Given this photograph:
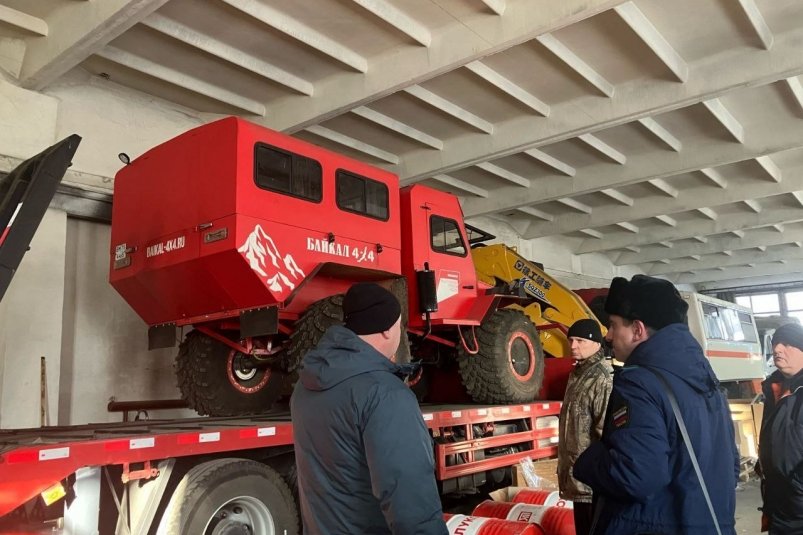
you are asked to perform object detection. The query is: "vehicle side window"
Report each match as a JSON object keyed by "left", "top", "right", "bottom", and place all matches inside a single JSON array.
[
  {"left": 335, "top": 170, "right": 389, "bottom": 220},
  {"left": 254, "top": 144, "right": 322, "bottom": 202},
  {"left": 430, "top": 215, "right": 467, "bottom": 256}
]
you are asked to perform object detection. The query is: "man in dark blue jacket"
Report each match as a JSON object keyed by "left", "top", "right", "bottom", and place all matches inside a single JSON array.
[
  {"left": 574, "top": 275, "right": 738, "bottom": 535},
  {"left": 291, "top": 282, "right": 448, "bottom": 535}
]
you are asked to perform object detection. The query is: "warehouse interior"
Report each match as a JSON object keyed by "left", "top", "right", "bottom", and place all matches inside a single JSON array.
[
  {"left": 0, "top": 0, "right": 800, "bottom": 532},
  {"left": 1, "top": 0, "right": 801, "bottom": 428}
]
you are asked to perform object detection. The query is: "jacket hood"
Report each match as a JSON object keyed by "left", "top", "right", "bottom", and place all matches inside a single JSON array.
[
  {"left": 628, "top": 323, "right": 719, "bottom": 394},
  {"left": 298, "top": 325, "right": 400, "bottom": 391}
]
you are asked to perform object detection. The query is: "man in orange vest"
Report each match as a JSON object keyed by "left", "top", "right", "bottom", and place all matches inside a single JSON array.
[{"left": 759, "top": 322, "right": 803, "bottom": 534}]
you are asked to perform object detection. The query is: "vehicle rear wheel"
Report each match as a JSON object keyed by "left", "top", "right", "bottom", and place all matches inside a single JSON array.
[
  {"left": 282, "top": 295, "right": 344, "bottom": 373},
  {"left": 458, "top": 309, "right": 545, "bottom": 403},
  {"left": 157, "top": 459, "right": 299, "bottom": 535},
  {"left": 176, "top": 330, "right": 282, "bottom": 416}
]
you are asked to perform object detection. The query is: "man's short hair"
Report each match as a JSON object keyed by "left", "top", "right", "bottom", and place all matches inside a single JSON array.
[
  {"left": 343, "top": 282, "right": 401, "bottom": 335},
  {"left": 604, "top": 275, "right": 688, "bottom": 331}
]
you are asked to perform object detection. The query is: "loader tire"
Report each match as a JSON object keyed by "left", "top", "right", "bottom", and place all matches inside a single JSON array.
[
  {"left": 157, "top": 458, "right": 299, "bottom": 535},
  {"left": 458, "top": 309, "right": 544, "bottom": 404},
  {"left": 282, "top": 294, "right": 344, "bottom": 373},
  {"left": 176, "top": 330, "right": 282, "bottom": 416}
]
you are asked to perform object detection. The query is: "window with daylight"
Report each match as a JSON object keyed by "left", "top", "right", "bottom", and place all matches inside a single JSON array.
[
  {"left": 784, "top": 291, "right": 803, "bottom": 325},
  {"left": 430, "top": 215, "right": 467, "bottom": 256},
  {"left": 335, "top": 170, "right": 389, "bottom": 220},
  {"left": 254, "top": 144, "right": 322, "bottom": 202},
  {"left": 702, "top": 302, "right": 757, "bottom": 342},
  {"left": 735, "top": 293, "right": 780, "bottom": 317}
]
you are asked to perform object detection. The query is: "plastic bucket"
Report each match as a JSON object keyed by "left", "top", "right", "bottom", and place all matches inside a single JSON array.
[
  {"left": 473, "top": 501, "right": 575, "bottom": 535},
  {"left": 511, "top": 490, "right": 573, "bottom": 509},
  {"left": 444, "top": 513, "right": 544, "bottom": 535}
]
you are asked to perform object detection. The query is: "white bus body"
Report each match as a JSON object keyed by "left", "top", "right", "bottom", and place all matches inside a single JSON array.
[{"left": 682, "top": 292, "right": 764, "bottom": 382}]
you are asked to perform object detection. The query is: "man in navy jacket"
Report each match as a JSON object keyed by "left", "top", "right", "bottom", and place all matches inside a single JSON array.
[
  {"left": 574, "top": 275, "right": 738, "bottom": 535},
  {"left": 291, "top": 282, "right": 448, "bottom": 535}
]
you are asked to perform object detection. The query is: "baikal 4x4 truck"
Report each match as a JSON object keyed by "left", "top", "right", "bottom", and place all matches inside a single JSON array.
[{"left": 109, "top": 117, "right": 601, "bottom": 416}]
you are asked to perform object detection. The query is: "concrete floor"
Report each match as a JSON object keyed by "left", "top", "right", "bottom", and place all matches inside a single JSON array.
[{"left": 735, "top": 478, "right": 763, "bottom": 534}]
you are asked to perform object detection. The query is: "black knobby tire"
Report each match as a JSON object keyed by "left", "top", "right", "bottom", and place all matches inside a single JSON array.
[
  {"left": 588, "top": 295, "right": 609, "bottom": 328},
  {"left": 282, "top": 295, "right": 343, "bottom": 373},
  {"left": 157, "top": 459, "right": 299, "bottom": 535},
  {"left": 176, "top": 330, "right": 282, "bottom": 416},
  {"left": 458, "top": 309, "right": 545, "bottom": 403}
]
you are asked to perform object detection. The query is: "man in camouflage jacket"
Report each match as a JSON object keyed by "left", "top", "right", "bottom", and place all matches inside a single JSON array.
[{"left": 558, "top": 319, "right": 613, "bottom": 535}]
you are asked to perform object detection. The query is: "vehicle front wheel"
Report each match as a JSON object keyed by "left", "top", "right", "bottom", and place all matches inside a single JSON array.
[{"left": 458, "top": 309, "right": 545, "bottom": 403}]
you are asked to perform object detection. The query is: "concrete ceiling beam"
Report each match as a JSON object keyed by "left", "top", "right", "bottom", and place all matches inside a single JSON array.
[
  {"left": 702, "top": 98, "right": 744, "bottom": 143},
  {"left": 651, "top": 247, "right": 803, "bottom": 276},
  {"left": 352, "top": 0, "right": 431, "bottom": 47},
  {"left": 351, "top": 106, "right": 443, "bottom": 149},
  {"left": 675, "top": 261, "right": 803, "bottom": 285},
  {"left": 637, "top": 117, "right": 682, "bottom": 152},
  {"left": 398, "top": 28, "right": 803, "bottom": 187},
  {"left": 614, "top": 2, "right": 688, "bottom": 82},
  {"left": 0, "top": 5, "right": 47, "bottom": 36},
  {"left": 536, "top": 33, "right": 615, "bottom": 97},
  {"left": 142, "top": 14, "right": 313, "bottom": 95},
  {"left": 700, "top": 168, "right": 728, "bottom": 188},
  {"left": 577, "top": 207, "right": 803, "bottom": 254},
  {"left": 95, "top": 47, "right": 266, "bottom": 115},
  {"left": 404, "top": 85, "right": 494, "bottom": 133},
  {"left": 601, "top": 188, "right": 634, "bottom": 206},
  {"left": 466, "top": 61, "right": 550, "bottom": 116},
  {"left": 222, "top": 0, "right": 367, "bottom": 72},
  {"left": 577, "top": 133, "right": 627, "bottom": 164},
  {"left": 523, "top": 148, "right": 576, "bottom": 177},
  {"left": 736, "top": 0, "right": 773, "bottom": 50},
  {"left": 476, "top": 162, "right": 531, "bottom": 187},
  {"left": 19, "top": 0, "right": 171, "bottom": 89},
  {"left": 305, "top": 125, "right": 399, "bottom": 163},
  {"left": 517, "top": 206, "right": 553, "bottom": 221},
  {"left": 431, "top": 174, "right": 489, "bottom": 197},
  {"left": 270, "top": 0, "right": 624, "bottom": 131},
  {"left": 617, "top": 226, "right": 803, "bottom": 265}
]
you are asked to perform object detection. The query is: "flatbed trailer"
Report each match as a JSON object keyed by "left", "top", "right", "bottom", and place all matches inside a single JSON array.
[{"left": 0, "top": 402, "right": 560, "bottom": 534}]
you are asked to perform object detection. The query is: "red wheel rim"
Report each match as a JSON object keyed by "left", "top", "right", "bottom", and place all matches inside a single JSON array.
[
  {"left": 507, "top": 331, "right": 535, "bottom": 382},
  {"left": 226, "top": 350, "right": 271, "bottom": 394}
]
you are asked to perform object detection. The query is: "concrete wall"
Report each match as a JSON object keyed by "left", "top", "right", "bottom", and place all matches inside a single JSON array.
[
  {"left": 0, "top": 74, "right": 204, "bottom": 428},
  {"left": 58, "top": 218, "right": 194, "bottom": 425}
]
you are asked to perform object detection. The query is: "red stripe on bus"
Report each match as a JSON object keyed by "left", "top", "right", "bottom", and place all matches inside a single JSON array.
[{"left": 705, "top": 350, "right": 750, "bottom": 359}]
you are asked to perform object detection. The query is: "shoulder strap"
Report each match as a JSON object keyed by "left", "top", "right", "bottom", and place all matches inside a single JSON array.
[{"left": 645, "top": 367, "right": 723, "bottom": 535}]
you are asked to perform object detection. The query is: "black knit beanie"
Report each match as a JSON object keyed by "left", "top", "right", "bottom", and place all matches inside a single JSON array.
[
  {"left": 771, "top": 323, "right": 803, "bottom": 351},
  {"left": 343, "top": 283, "right": 401, "bottom": 335},
  {"left": 567, "top": 319, "right": 603, "bottom": 343},
  {"left": 604, "top": 274, "right": 688, "bottom": 330}
]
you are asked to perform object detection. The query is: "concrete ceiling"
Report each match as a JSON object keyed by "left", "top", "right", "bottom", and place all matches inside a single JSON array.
[{"left": 3, "top": 0, "right": 803, "bottom": 287}]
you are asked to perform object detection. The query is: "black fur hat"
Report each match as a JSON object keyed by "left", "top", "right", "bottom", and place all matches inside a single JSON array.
[{"left": 604, "top": 275, "right": 688, "bottom": 330}]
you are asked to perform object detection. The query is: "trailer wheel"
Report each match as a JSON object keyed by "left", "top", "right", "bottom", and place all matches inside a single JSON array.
[
  {"left": 158, "top": 459, "right": 298, "bottom": 535},
  {"left": 282, "top": 295, "right": 343, "bottom": 372},
  {"left": 458, "top": 309, "right": 545, "bottom": 403},
  {"left": 176, "top": 330, "right": 281, "bottom": 416}
]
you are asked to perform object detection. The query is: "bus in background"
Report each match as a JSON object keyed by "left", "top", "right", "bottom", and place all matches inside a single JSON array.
[{"left": 682, "top": 292, "right": 764, "bottom": 398}]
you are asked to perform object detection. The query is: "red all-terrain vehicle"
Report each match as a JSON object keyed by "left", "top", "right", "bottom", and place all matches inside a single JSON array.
[{"left": 110, "top": 117, "right": 598, "bottom": 415}]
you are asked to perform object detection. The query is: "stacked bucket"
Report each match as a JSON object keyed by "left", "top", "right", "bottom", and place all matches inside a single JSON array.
[{"left": 444, "top": 489, "right": 575, "bottom": 535}]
